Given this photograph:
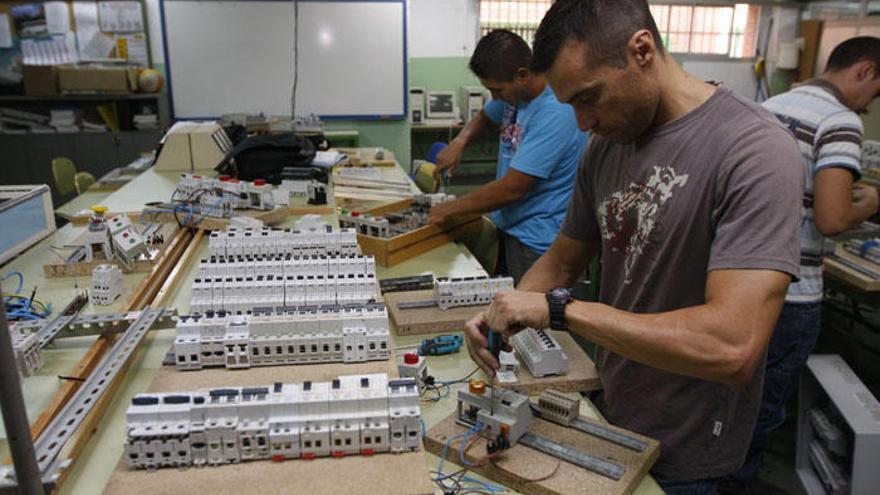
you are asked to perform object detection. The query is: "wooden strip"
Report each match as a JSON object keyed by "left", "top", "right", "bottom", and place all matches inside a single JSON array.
[
  {"left": 385, "top": 220, "right": 480, "bottom": 267},
  {"left": 363, "top": 198, "right": 414, "bottom": 216},
  {"left": 53, "top": 229, "right": 197, "bottom": 487},
  {"left": 385, "top": 214, "right": 479, "bottom": 252},
  {"left": 333, "top": 186, "right": 414, "bottom": 202},
  {"left": 332, "top": 176, "right": 412, "bottom": 190},
  {"left": 18, "top": 228, "right": 192, "bottom": 466}
]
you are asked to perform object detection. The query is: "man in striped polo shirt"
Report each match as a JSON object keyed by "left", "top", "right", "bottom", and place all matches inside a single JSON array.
[{"left": 723, "top": 36, "right": 880, "bottom": 491}]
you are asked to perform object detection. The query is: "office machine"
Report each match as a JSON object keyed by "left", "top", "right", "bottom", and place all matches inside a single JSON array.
[
  {"left": 154, "top": 121, "right": 234, "bottom": 172},
  {"left": 425, "top": 91, "right": 457, "bottom": 121},
  {"left": 409, "top": 87, "right": 426, "bottom": 124},
  {"left": 0, "top": 185, "right": 55, "bottom": 266},
  {"left": 461, "top": 86, "right": 488, "bottom": 121}
]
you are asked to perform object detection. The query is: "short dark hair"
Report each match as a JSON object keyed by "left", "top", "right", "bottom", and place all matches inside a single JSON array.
[
  {"left": 825, "top": 36, "right": 880, "bottom": 75},
  {"left": 532, "top": 0, "right": 664, "bottom": 73},
  {"left": 469, "top": 29, "right": 532, "bottom": 81}
]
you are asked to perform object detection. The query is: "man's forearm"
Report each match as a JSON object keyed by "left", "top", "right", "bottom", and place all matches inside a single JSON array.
[
  {"left": 442, "top": 179, "right": 526, "bottom": 217},
  {"left": 565, "top": 300, "right": 772, "bottom": 387},
  {"left": 517, "top": 252, "right": 581, "bottom": 293}
]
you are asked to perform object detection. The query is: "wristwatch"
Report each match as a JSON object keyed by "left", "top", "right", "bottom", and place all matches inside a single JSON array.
[{"left": 546, "top": 287, "right": 574, "bottom": 330}]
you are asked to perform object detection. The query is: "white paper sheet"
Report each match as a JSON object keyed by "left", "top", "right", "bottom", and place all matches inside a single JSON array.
[
  {"left": 0, "top": 14, "right": 12, "bottom": 48},
  {"left": 97, "top": 1, "right": 143, "bottom": 33},
  {"left": 82, "top": 31, "right": 115, "bottom": 59},
  {"left": 73, "top": 1, "right": 100, "bottom": 59},
  {"left": 44, "top": 2, "right": 70, "bottom": 34}
]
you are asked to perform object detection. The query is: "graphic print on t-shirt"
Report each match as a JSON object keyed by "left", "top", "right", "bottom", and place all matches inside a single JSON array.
[
  {"left": 499, "top": 106, "right": 522, "bottom": 160},
  {"left": 598, "top": 165, "right": 689, "bottom": 282}
]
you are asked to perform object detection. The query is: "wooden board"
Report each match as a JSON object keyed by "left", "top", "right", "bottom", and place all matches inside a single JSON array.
[
  {"left": 102, "top": 359, "right": 434, "bottom": 495},
  {"left": 43, "top": 222, "right": 180, "bottom": 278},
  {"left": 357, "top": 217, "right": 481, "bottom": 267},
  {"left": 496, "top": 331, "right": 601, "bottom": 396},
  {"left": 824, "top": 245, "right": 880, "bottom": 292},
  {"left": 66, "top": 204, "right": 321, "bottom": 230},
  {"left": 386, "top": 289, "right": 488, "bottom": 336},
  {"left": 424, "top": 412, "right": 659, "bottom": 495}
]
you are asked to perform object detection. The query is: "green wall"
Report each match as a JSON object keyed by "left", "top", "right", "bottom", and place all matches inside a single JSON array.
[{"left": 863, "top": 100, "right": 880, "bottom": 141}]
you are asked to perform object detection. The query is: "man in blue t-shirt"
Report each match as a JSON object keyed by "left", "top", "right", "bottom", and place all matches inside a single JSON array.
[{"left": 429, "top": 29, "right": 588, "bottom": 283}]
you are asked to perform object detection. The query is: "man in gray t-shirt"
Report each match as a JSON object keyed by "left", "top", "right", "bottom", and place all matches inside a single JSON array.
[{"left": 462, "top": 2, "right": 803, "bottom": 493}]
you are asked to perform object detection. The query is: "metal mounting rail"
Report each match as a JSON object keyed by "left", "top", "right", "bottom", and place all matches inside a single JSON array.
[
  {"left": 16, "top": 309, "right": 178, "bottom": 346},
  {"left": 396, "top": 299, "right": 439, "bottom": 310},
  {"left": 569, "top": 418, "right": 648, "bottom": 453},
  {"left": 519, "top": 432, "right": 625, "bottom": 481},
  {"left": 33, "top": 307, "right": 166, "bottom": 479}
]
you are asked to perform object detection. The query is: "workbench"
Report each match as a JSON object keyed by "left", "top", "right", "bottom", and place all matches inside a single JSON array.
[{"left": 1, "top": 161, "right": 662, "bottom": 495}]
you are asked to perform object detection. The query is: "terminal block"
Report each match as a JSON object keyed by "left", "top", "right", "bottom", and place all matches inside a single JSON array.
[
  {"left": 207, "top": 226, "right": 359, "bottom": 258},
  {"left": 123, "top": 373, "right": 422, "bottom": 470},
  {"left": 91, "top": 264, "right": 123, "bottom": 306},
  {"left": 510, "top": 328, "right": 569, "bottom": 377},
  {"left": 173, "top": 303, "right": 391, "bottom": 371},
  {"left": 536, "top": 389, "right": 580, "bottom": 426},
  {"left": 189, "top": 253, "right": 378, "bottom": 314},
  {"left": 456, "top": 382, "right": 532, "bottom": 447},
  {"left": 433, "top": 276, "right": 514, "bottom": 310}
]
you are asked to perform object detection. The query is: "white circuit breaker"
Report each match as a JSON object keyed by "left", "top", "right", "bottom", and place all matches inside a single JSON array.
[
  {"left": 123, "top": 374, "right": 422, "bottom": 470},
  {"left": 10, "top": 327, "right": 42, "bottom": 377},
  {"left": 433, "top": 276, "right": 514, "bottom": 310},
  {"left": 189, "top": 253, "right": 378, "bottom": 314},
  {"left": 175, "top": 174, "right": 275, "bottom": 218},
  {"left": 174, "top": 303, "right": 392, "bottom": 371},
  {"left": 207, "top": 227, "right": 359, "bottom": 258},
  {"left": 510, "top": 328, "right": 569, "bottom": 377},
  {"left": 91, "top": 264, "right": 123, "bottom": 306}
]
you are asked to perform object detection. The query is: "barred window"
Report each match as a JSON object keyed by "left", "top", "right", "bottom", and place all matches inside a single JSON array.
[
  {"left": 479, "top": 1, "right": 761, "bottom": 59},
  {"left": 479, "top": 0, "right": 553, "bottom": 45},
  {"left": 650, "top": 3, "right": 762, "bottom": 58}
]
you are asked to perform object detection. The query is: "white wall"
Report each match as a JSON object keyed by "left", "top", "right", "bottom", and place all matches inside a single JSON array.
[{"left": 145, "top": 0, "right": 163, "bottom": 64}]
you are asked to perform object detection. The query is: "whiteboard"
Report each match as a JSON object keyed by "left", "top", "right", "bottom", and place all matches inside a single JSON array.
[{"left": 160, "top": 0, "right": 407, "bottom": 120}]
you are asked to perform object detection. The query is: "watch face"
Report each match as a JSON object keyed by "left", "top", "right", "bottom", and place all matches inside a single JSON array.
[{"left": 551, "top": 287, "right": 570, "bottom": 299}]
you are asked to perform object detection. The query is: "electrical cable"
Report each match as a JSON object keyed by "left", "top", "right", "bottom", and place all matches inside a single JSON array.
[{"left": 2, "top": 271, "right": 25, "bottom": 294}]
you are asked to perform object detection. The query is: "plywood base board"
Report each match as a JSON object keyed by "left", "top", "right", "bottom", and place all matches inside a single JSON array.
[
  {"left": 497, "top": 331, "right": 601, "bottom": 395},
  {"left": 103, "top": 358, "right": 434, "bottom": 495},
  {"left": 386, "top": 289, "right": 487, "bottom": 336},
  {"left": 424, "top": 413, "right": 660, "bottom": 495},
  {"left": 43, "top": 223, "right": 179, "bottom": 278}
]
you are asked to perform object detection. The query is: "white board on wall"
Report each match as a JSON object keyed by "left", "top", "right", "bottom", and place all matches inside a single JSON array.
[{"left": 161, "top": 0, "right": 407, "bottom": 120}]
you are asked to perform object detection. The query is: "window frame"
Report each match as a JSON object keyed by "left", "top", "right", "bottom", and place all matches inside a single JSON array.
[{"left": 649, "top": 1, "right": 763, "bottom": 61}]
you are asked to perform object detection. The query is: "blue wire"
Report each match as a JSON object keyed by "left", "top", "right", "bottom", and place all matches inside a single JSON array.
[
  {"left": 1, "top": 271, "right": 24, "bottom": 294},
  {"left": 420, "top": 417, "right": 427, "bottom": 438},
  {"left": 459, "top": 476, "right": 505, "bottom": 493}
]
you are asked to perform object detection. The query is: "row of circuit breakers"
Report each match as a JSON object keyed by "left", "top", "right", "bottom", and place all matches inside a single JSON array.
[
  {"left": 124, "top": 374, "right": 422, "bottom": 470},
  {"left": 207, "top": 226, "right": 360, "bottom": 258},
  {"left": 174, "top": 303, "right": 391, "bottom": 371},
  {"left": 189, "top": 254, "right": 378, "bottom": 314}
]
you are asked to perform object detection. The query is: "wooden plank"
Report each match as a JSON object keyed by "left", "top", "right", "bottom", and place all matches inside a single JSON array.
[
  {"left": 384, "top": 220, "right": 480, "bottom": 267},
  {"left": 386, "top": 290, "right": 488, "bottom": 336},
  {"left": 58, "top": 229, "right": 196, "bottom": 486},
  {"left": 17, "top": 228, "right": 193, "bottom": 473},
  {"left": 54, "top": 230, "right": 201, "bottom": 487},
  {"left": 496, "top": 331, "right": 601, "bottom": 396},
  {"left": 424, "top": 411, "right": 659, "bottom": 495},
  {"left": 102, "top": 360, "right": 434, "bottom": 495},
  {"left": 385, "top": 215, "right": 479, "bottom": 252},
  {"left": 364, "top": 198, "right": 414, "bottom": 217},
  {"left": 68, "top": 206, "right": 293, "bottom": 229},
  {"left": 334, "top": 187, "right": 414, "bottom": 202},
  {"left": 332, "top": 175, "right": 413, "bottom": 191}
]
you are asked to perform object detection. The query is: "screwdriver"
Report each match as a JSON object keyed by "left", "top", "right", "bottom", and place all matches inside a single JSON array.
[{"left": 487, "top": 328, "right": 503, "bottom": 416}]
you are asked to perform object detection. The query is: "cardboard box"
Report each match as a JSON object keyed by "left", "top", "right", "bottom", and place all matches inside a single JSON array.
[
  {"left": 22, "top": 65, "right": 59, "bottom": 96},
  {"left": 58, "top": 65, "right": 140, "bottom": 94}
]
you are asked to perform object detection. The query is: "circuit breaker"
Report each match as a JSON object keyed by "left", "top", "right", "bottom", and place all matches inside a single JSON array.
[{"left": 510, "top": 328, "right": 569, "bottom": 377}]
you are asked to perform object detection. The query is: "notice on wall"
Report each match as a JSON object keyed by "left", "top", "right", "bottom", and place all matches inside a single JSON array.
[
  {"left": 44, "top": 2, "right": 71, "bottom": 35},
  {"left": 97, "top": 1, "right": 143, "bottom": 33},
  {"left": 21, "top": 32, "right": 78, "bottom": 65},
  {"left": 82, "top": 31, "right": 115, "bottom": 59},
  {"left": 0, "top": 14, "right": 12, "bottom": 48}
]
